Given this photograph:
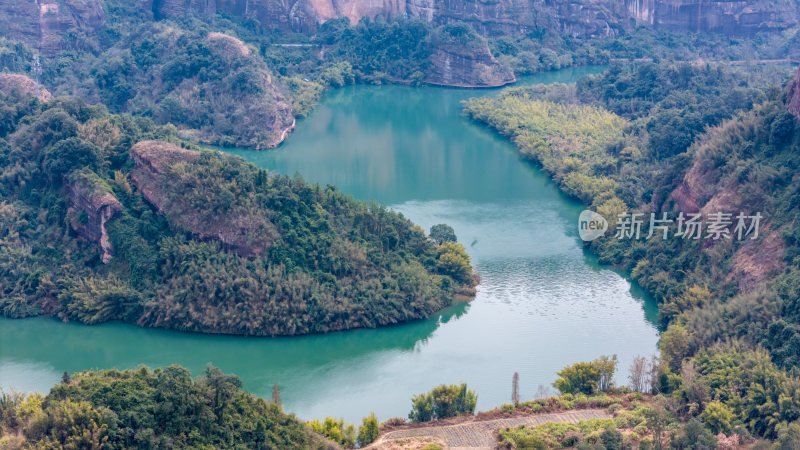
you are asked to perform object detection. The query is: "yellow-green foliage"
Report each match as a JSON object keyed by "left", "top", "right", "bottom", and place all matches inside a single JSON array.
[
  {"left": 282, "top": 76, "right": 324, "bottom": 118},
  {"left": 308, "top": 417, "right": 355, "bottom": 448},
  {"left": 436, "top": 242, "right": 475, "bottom": 286},
  {"left": 464, "top": 89, "right": 627, "bottom": 213}
]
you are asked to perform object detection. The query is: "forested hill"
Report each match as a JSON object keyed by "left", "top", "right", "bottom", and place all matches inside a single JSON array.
[
  {"left": 464, "top": 62, "right": 800, "bottom": 441},
  {"left": 0, "top": 365, "right": 338, "bottom": 449},
  {"left": 0, "top": 89, "right": 476, "bottom": 336}
]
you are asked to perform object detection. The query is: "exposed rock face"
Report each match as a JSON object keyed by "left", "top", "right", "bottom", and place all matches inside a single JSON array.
[
  {"left": 130, "top": 141, "right": 277, "bottom": 257},
  {"left": 404, "top": 0, "right": 623, "bottom": 37},
  {"left": 144, "top": 0, "right": 800, "bottom": 38},
  {"left": 0, "top": 0, "right": 106, "bottom": 55},
  {"left": 1, "top": 0, "right": 797, "bottom": 52},
  {"left": 727, "top": 231, "right": 785, "bottom": 291},
  {"left": 65, "top": 170, "right": 123, "bottom": 263},
  {"left": 425, "top": 43, "right": 515, "bottom": 87},
  {"left": 625, "top": 0, "right": 799, "bottom": 36},
  {"left": 0, "top": 74, "right": 53, "bottom": 101}
]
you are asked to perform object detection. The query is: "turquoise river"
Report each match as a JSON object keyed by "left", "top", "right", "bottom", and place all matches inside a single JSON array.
[{"left": 0, "top": 66, "right": 660, "bottom": 423}]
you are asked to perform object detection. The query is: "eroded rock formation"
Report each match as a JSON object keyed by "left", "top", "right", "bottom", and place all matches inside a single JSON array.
[
  {"left": 130, "top": 141, "right": 278, "bottom": 257},
  {"left": 0, "top": 0, "right": 105, "bottom": 55},
  {"left": 625, "top": 0, "right": 799, "bottom": 36},
  {"left": 65, "top": 170, "right": 123, "bottom": 263},
  {"left": 144, "top": 0, "right": 800, "bottom": 37},
  {"left": 425, "top": 42, "right": 515, "bottom": 87},
  {"left": 1, "top": 0, "right": 797, "bottom": 52}
]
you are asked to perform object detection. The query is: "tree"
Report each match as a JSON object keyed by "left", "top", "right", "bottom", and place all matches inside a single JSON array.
[
  {"left": 271, "top": 383, "right": 282, "bottom": 409},
  {"left": 595, "top": 355, "right": 618, "bottom": 392},
  {"left": 409, "top": 384, "right": 477, "bottom": 422},
  {"left": 600, "top": 427, "right": 623, "bottom": 449},
  {"left": 700, "top": 401, "right": 734, "bottom": 435},
  {"left": 775, "top": 422, "right": 800, "bottom": 450},
  {"left": 308, "top": 417, "right": 355, "bottom": 448},
  {"left": 553, "top": 361, "right": 601, "bottom": 395},
  {"left": 629, "top": 355, "right": 648, "bottom": 393},
  {"left": 644, "top": 400, "right": 671, "bottom": 450},
  {"left": 512, "top": 372, "right": 520, "bottom": 406},
  {"left": 41, "top": 137, "right": 102, "bottom": 183},
  {"left": 660, "top": 324, "right": 691, "bottom": 372},
  {"left": 436, "top": 242, "right": 474, "bottom": 285},
  {"left": 357, "top": 412, "right": 379, "bottom": 446},
  {"left": 671, "top": 418, "right": 717, "bottom": 449},
  {"left": 409, "top": 393, "right": 434, "bottom": 422},
  {"left": 61, "top": 371, "right": 71, "bottom": 384},
  {"left": 429, "top": 224, "right": 457, "bottom": 245}
]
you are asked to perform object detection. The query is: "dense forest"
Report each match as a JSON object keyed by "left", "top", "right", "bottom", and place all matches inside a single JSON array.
[
  {"left": 0, "top": 365, "right": 337, "bottom": 448},
  {"left": 465, "top": 62, "right": 800, "bottom": 444},
  {"left": 0, "top": 90, "right": 475, "bottom": 335}
]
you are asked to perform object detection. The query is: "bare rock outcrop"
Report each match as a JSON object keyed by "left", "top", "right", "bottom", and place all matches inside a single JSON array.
[
  {"left": 425, "top": 43, "right": 515, "bottom": 87},
  {"left": 130, "top": 141, "right": 277, "bottom": 257},
  {"left": 625, "top": 0, "right": 799, "bottom": 36},
  {"left": 0, "top": 74, "right": 53, "bottom": 101},
  {"left": 727, "top": 231, "right": 785, "bottom": 292},
  {"left": 145, "top": 0, "right": 800, "bottom": 38},
  {"left": 65, "top": 170, "right": 123, "bottom": 263},
  {"left": 0, "top": 0, "right": 106, "bottom": 55}
]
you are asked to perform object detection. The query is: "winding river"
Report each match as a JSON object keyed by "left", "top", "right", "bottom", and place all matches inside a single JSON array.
[{"left": 0, "top": 66, "right": 659, "bottom": 423}]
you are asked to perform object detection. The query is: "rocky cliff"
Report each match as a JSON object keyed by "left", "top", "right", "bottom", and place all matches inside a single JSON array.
[
  {"left": 1, "top": 0, "right": 797, "bottom": 52},
  {"left": 425, "top": 42, "right": 515, "bottom": 87},
  {"left": 625, "top": 0, "right": 799, "bottom": 36},
  {"left": 0, "top": 0, "right": 105, "bottom": 55},
  {"left": 130, "top": 141, "right": 278, "bottom": 257},
  {"left": 143, "top": 0, "right": 800, "bottom": 37},
  {"left": 65, "top": 170, "right": 123, "bottom": 263}
]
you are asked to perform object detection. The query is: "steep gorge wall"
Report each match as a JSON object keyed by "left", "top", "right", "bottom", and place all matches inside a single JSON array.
[
  {"left": 2, "top": 0, "right": 797, "bottom": 53},
  {"left": 625, "top": 0, "right": 799, "bottom": 36},
  {"left": 0, "top": 0, "right": 105, "bottom": 55},
  {"left": 147, "top": 0, "right": 800, "bottom": 37}
]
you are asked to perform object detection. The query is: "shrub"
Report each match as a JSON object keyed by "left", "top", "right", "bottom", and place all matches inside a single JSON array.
[
  {"left": 357, "top": 412, "right": 379, "bottom": 446},
  {"left": 409, "top": 384, "right": 477, "bottom": 422}
]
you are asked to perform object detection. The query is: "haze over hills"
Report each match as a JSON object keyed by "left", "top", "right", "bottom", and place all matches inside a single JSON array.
[
  {"left": 2, "top": 0, "right": 800, "bottom": 448},
  {"left": 3, "top": 0, "right": 798, "bottom": 50}
]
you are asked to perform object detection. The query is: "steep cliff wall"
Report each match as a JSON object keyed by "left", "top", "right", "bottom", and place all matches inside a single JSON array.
[
  {"left": 425, "top": 42, "right": 515, "bottom": 87},
  {"left": 0, "top": 0, "right": 105, "bottom": 55},
  {"left": 1, "top": 0, "right": 797, "bottom": 51},
  {"left": 625, "top": 0, "right": 799, "bottom": 36},
  {"left": 144, "top": 0, "right": 800, "bottom": 37}
]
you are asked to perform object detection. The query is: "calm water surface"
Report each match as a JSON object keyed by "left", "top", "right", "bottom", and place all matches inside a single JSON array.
[{"left": 0, "top": 67, "right": 659, "bottom": 422}]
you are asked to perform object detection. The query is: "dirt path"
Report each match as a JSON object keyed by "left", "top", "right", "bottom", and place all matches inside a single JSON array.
[{"left": 371, "top": 409, "right": 610, "bottom": 449}]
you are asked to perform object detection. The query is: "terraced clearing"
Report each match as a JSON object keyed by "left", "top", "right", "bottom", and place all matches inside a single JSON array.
[{"left": 374, "top": 409, "right": 611, "bottom": 448}]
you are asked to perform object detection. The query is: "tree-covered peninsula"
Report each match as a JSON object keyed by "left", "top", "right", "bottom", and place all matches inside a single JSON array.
[{"left": 0, "top": 90, "right": 475, "bottom": 336}]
